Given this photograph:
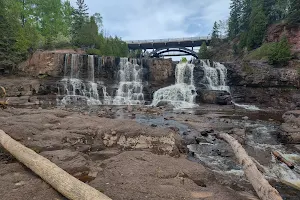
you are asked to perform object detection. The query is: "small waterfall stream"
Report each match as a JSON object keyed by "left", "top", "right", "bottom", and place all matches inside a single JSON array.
[
  {"left": 151, "top": 60, "right": 231, "bottom": 109},
  {"left": 57, "top": 54, "right": 102, "bottom": 106},
  {"left": 113, "top": 58, "right": 144, "bottom": 105},
  {"left": 200, "top": 60, "right": 230, "bottom": 92},
  {"left": 151, "top": 62, "right": 197, "bottom": 109}
]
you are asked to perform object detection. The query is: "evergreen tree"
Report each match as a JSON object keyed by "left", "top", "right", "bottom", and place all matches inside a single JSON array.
[
  {"left": 263, "top": 0, "right": 277, "bottom": 24},
  {"left": 228, "top": 0, "right": 242, "bottom": 39},
  {"left": 211, "top": 21, "right": 220, "bottom": 46},
  {"left": 212, "top": 21, "right": 220, "bottom": 39},
  {"left": 240, "top": 0, "right": 252, "bottom": 32},
  {"left": 72, "top": 0, "right": 89, "bottom": 45},
  {"left": 198, "top": 42, "right": 210, "bottom": 59},
  {"left": 247, "top": 0, "right": 267, "bottom": 49},
  {"left": 287, "top": 0, "right": 300, "bottom": 27},
  {"left": 268, "top": 36, "right": 291, "bottom": 65}
]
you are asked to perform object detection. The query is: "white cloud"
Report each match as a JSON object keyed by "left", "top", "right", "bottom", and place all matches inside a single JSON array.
[{"left": 69, "top": 0, "right": 230, "bottom": 40}]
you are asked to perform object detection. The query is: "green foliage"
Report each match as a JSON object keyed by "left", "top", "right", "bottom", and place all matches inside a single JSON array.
[
  {"left": 198, "top": 42, "right": 210, "bottom": 59},
  {"left": 247, "top": 0, "right": 267, "bottom": 49},
  {"left": 228, "top": 0, "right": 242, "bottom": 39},
  {"left": 287, "top": 0, "right": 300, "bottom": 27},
  {"left": 0, "top": 0, "right": 129, "bottom": 70},
  {"left": 86, "top": 48, "right": 101, "bottom": 55},
  {"left": 181, "top": 57, "right": 188, "bottom": 63},
  {"left": 211, "top": 21, "right": 220, "bottom": 47},
  {"left": 227, "top": 0, "right": 291, "bottom": 54},
  {"left": 268, "top": 36, "right": 291, "bottom": 65},
  {"left": 245, "top": 42, "right": 275, "bottom": 60},
  {"left": 128, "top": 49, "right": 142, "bottom": 58}
]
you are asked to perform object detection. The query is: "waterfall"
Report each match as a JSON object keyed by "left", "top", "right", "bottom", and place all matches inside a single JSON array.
[
  {"left": 57, "top": 54, "right": 101, "bottom": 106},
  {"left": 151, "top": 62, "right": 197, "bottom": 109},
  {"left": 113, "top": 58, "right": 144, "bottom": 105},
  {"left": 200, "top": 60, "right": 230, "bottom": 92}
]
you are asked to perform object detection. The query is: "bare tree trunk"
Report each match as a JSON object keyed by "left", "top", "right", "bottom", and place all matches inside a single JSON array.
[
  {"left": 217, "top": 132, "right": 283, "bottom": 200},
  {"left": 0, "top": 130, "right": 112, "bottom": 200}
]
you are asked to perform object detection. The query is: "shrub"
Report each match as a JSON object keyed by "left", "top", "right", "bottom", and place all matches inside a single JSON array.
[
  {"left": 86, "top": 48, "right": 101, "bottom": 55},
  {"left": 268, "top": 36, "right": 291, "bottom": 66},
  {"left": 181, "top": 57, "right": 188, "bottom": 63},
  {"left": 245, "top": 42, "right": 275, "bottom": 61}
]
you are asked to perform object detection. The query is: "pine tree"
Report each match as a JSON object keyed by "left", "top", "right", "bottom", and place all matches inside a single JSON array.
[
  {"left": 287, "top": 0, "right": 300, "bottom": 27},
  {"left": 240, "top": 0, "right": 252, "bottom": 32},
  {"left": 247, "top": 0, "right": 267, "bottom": 49},
  {"left": 198, "top": 42, "right": 210, "bottom": 59},
  {"left": 72, "top": 0, "right": 89, "bottom": 46},
  {"left": 211, "top": 21, "right": 220, "bottom": 47},
  {"left": 228, "top": 0, "right": 242, "bottom": 39},
  {"left": 268, "top": 36, "right": 291, "bottom": 65},
  {"left": 263, "top": 0, "right": 277, "bottom": 24}
]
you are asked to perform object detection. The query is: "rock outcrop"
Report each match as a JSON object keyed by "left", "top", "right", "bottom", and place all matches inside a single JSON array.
[
  {"left": 197, "top": 90, "right": 232, "bottom": 105},
  {"left": 1, "top": 51, "right": 175, "bottom": 106},
  {"left": 279, "top": 110, "right": 300, "bottom": 144},
  {"left": 225, "top": 61, "right": 300, "bottom": 109}
]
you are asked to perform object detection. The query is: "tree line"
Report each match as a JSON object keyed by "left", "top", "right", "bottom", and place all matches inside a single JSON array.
[
  {"left": 199, "top": 0, "right": 300, "bottom": 65},
  {"left": 0, "top": 0, "right": 128, "bottom": 71}
]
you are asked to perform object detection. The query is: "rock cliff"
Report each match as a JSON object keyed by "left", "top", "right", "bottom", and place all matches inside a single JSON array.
[
  {"left": 225, "top": 61, "right": 300, "bottom": 109},
  {"left": 1, "top": 51, "right": 175, "bottom": 106}
]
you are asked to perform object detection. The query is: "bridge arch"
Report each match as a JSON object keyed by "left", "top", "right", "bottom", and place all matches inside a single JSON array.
[{"left": 150, "top": 47, "right": 199, "bottom": 59}]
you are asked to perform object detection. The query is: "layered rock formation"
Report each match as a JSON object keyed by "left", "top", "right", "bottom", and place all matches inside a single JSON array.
[
  {"left": 1, "top": 51, "right": 175, "bottom": 106},
  {"left": 225, "top": 61, "right": 300, "bottom": 109}
]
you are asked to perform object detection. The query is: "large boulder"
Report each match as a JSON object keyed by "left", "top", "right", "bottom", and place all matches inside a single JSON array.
[
  {"left": 278, "top": 110, "right": 300, "bottom": 144},
  {"left": 197, "top": 90, "right": 232, "bottom": 105}
]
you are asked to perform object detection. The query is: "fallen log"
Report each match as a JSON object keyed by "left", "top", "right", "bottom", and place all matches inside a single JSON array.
[
  {"left": 217, "top": 132, "right": 283, "bottom": 200},
  {"left": 0, "top": 130, "right": 112, "bottom": 200},
  {"left": 272, "top": 151, "right": 295, "bottom": 169}
]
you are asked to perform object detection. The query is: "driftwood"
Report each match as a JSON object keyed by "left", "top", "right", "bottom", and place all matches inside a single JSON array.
[
  {"left": 217, "top": 132, "right": 283, "bottom": 200},
  {"left": 0, "top": 130, "right": 112, "bottom": 200}
]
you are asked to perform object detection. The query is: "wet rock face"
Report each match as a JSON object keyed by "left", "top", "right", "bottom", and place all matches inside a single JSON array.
[
  {"left": 225, "top": 61, "right": 300, "bottom": 109},
  {"left": 225, "top": 61, "right": 300, "bottom": 88},
  {"left": 197, "top": 90, "right": 232, "bottom": 105},
  {"left": 142, "top": 58, "right": 175, "bottom": 101}
]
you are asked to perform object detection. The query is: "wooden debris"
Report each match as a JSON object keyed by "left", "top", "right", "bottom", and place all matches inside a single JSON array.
[
  {"left": 272, "top": 151, "right": 295, "bottom": 169},
  {"left": 0, "top": 130, "right": 112, "bottom": 200},
  {"left": 217, "top": 132, "right": 283, "bottom": 200}
]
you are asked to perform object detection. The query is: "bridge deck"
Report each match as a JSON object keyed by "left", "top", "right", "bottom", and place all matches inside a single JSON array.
[{"left": 126, "top": 37, "right": 211, "bottom": 50}]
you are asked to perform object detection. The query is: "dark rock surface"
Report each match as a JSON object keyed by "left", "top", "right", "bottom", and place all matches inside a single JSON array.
[
  {"left": 279, "top": 110, "right": 300, "bottom": 144},
  {"left": 224, "top": 61, "right": 300, "bottom": 109},
  {"left": 197, "top": 90, "right": 232, "bottom": 105}
]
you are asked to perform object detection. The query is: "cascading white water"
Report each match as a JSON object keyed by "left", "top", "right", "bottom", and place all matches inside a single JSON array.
[
  {"left": 58, "top": 54, "right": 101, "bottom": 106},
  {"left": 151, "top": 62, "right": 197, "bottom": 109},
  {"left": 199, "top": 60, "right": 260, "bottom": 110},
  {"left": 200, "top": 60, "right": 230, "bottom": 92},
  {"left": 113, "top": 58, "right": 144, "bottom": 105}
]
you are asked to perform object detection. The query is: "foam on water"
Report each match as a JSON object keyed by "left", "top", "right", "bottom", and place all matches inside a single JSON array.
[
  {"left": 57, "top": 54, "right": 102, "bottom": 106},
  {"left": 200, "top": 60, "right": 230, "bottom": 92},
  {"left": 151, "top": 62, "right": 197, "bottom": 109},
  {"left": 113, "top": 58, "right": 144, "bottom": 105},
  {"left": 233, "top": 102, "right": 261, "bottom": 111},
  {"left": 268, "top": 153, "right": 300, "bottom": 190}
]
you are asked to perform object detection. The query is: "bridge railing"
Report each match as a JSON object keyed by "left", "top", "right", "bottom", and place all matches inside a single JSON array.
[{"left": 125, "top": 36, "right": 212, "bottom": 44}]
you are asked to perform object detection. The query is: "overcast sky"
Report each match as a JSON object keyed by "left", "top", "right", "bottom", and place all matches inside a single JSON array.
[{"left": 70, "top": 0, "right": 231, "bottom": 41}]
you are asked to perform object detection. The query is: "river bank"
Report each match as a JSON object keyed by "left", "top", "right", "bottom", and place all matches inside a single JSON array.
[{"left": 1, "top": 104, "right": 300, "bottom": 200}]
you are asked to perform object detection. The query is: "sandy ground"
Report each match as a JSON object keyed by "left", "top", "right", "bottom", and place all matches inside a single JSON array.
[{"left": 0, "top": 107, "right": 258, "bottom": 200}]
